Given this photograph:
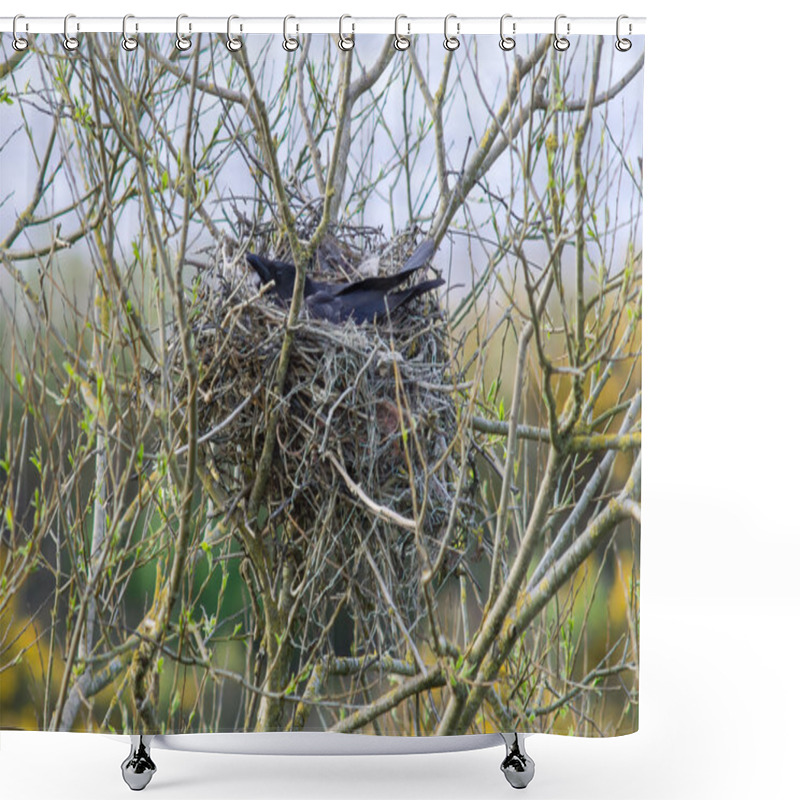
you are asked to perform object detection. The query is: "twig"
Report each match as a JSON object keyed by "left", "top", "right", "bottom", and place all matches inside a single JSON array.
[{"left": 327, "top": 452, "right": 418, "bottom": 532}]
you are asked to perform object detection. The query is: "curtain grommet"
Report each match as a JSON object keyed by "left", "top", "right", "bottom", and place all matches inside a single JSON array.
[
  {"left": 226, "top": 15, "right": 243, "bottom": 52},
  {"left": 444, "top": 14, "right": 460, "bottom": 51},
  {"left": 394, "top": 15, "right": 410, "bottom": 51},
  {"left": 615, "top": 15, "right": 632, "bottom": 52},
  {"left": 121, "top": 14, "right": 138, "bottom": 51},
  {"left": 283, "top": 15, "right": 299, "bottom": 51},
  {"left": 499, "top": 14, "right": 515, "bottom": 51},
  {"left": 63, "top": 14, "right": 79, "bottom": 51},
  {"left": 12, "top": 14, "right": 29, "bottom": 51},
  {"left": 338, "top": 15, "right": 355, "bottom": 51},
  {"left": 175, "top": 14, "right": 192, "bottom": 51},
  {"left": 553, "top": 14, "right": 570, "bottom": 51}
]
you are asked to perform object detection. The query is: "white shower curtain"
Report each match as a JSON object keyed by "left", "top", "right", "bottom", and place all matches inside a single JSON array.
[{"left": 0, "top": 22, "right": 642, "bottom": 743}]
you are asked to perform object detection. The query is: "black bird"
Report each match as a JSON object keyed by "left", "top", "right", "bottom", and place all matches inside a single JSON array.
[
  {"left": 306, "top": 276, "right": 445, "bottom": 324},
  {"left": 244, "top": 254, "right": 307, "bottom": 302},
  {"left": 245, "top": 239, "right": 442, "bottom": 323}
]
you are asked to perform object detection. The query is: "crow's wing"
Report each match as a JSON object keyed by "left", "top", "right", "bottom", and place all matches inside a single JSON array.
[
  {"left": 382, "top": 276, "right": 445, "bottom": 317},
  {"left": 329, "top": 239, "right": 437, "bottom": 297},
  {"left": 332, "top": 277, "right": 445, "bottom": 324},
  {"left": 397, "top": 238, "right": 437, "bottom": 275},
  {"left": 248, "top": 239, "right": 438, "bottom": 307},
  {"left": 305, "top": 290, "right": 342, "bottom": 322}
]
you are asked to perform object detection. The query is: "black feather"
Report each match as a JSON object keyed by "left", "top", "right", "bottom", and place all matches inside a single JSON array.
[{"left": 245, "top": 239, "right": 441, "bottom": 324}]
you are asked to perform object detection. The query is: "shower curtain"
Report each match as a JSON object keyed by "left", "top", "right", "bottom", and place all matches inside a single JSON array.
[{"left": 0, "top": 25, "right": 643, "bottom": 740}]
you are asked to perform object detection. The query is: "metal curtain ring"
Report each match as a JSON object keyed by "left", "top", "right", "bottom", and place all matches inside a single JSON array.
[
  {"left": 615, "top": 15, "right": 632, "bottom": 52},
  {"left": 283, "top": 15, "right": 299, "bottom": 51},
  {"left": 553, "top": 14, "right": 570, "bottom": 51},
  {"left": 444, "top": 14, "right": 460, "bottom": 51},
  {"left": 338, "top": 15, "right": 354, "bottom": 51},
  {"left": 499, "top": 14, "right": 515, "bottom": 51},
  {"left": 12, "top": 14, "right": 29, "bottom": 51},
  {"left": 175, "top": 14, "right": 192, "bottom": 51},
  {"left": 226, "top": 15, "right": 243, "bottom": 52},
  {"left": 394, "top": 15, "right": 410, "bottom": 51},
  {"left": 121, "top": 14, "right": 138, "bottom": 51},
  {"left": 63, "top": 13, "right": 79, "bottom": 51}
]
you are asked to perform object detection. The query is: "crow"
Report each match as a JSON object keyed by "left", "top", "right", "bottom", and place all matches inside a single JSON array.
[
  {"left": 244, "top": 254, "right": 306, "bottom": 302},
  {"left": 244, "top": 239, "right": 442, "bottom": 323},
  {"left": 305, "top": 276, "right": 445, "bottom": 324}
]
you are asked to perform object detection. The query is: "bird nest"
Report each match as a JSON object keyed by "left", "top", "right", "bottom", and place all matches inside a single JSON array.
[{"left": 169, "top": 227, "right": 477, "bottom": 655}]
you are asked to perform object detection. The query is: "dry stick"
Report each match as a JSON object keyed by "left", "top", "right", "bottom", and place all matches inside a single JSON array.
[
  {"left": 295, "top": 42, "right": 326, "bottom": 196},
  {"left": 407, "top": 46, "right": 454, "bottom": 210},
  {"left": 530, "top": 661, "right": 634, "bottom": 718},
  {"left": 487, "top": 321, "right": 535, "bottom": 608},
  {"left": 78, "top": 60, "right": 123, "bottom": 697},
  {"left": 479, "top": 52, "right": 645, "bottom": 199},
  {"left": 110, "top": 44, "right": 203, "bottom": 729},
  {"left": 0, "top": 45, "right": 29, "bottom": 79},
  {"left": 235, "top": 47, "right": 319, "bottom": 522},
  {"left": 455, "top": 456, "right": 641, "bottom": 732},
  {"left": 318, "top": 36, "right": 396, "bottom": 230},
  {"left": 58, "top": 654, "right": 131, "bottom": 732},
  {"left": 1, "top": 116, "right": 59, "bottom": 250},
  {"left": 435, "top": 445, "right": 562, "bottom": 735},
  {"left": 174, "top": 381, "right": 264, "bottom": 456},
  {"left": 566, "top": 37, "right": 603, "bottom": 440},
  {"left": 327, "top": 453, "right": 417, "bottom": 531},
  {"left": 309, "top": 45, "right": 355, "bottom": 253},
  {"left": 429, "top": 36, "right": 551, "bottom": 244},
  {"left": 362, "top": 549, "right": 428, "bottom": 675},
  {"left": 294, "top": 652, "right": 421, "bottom": 731},
  {"left": 232, "top": 42, "right": 395, "bottom": 477},
  {"left": 330, "top": 666, "right": 446, "bottom": 734},
  {"left": 526, "top": 392, "right": 641, "bottom": 594},
  {"left": 49, "top": 449, "right": 138, "bottom": 729},
  {"left": 471, "top": 417, "right": 640, "bottom": 452},
  {"left": 384, "top": 331, "right": 447, "bottom": 655},
  {"left": 319, "top": 346, "right": 379, "bottom": 454},
  {"left": 6, "top": 53, "right": 156, "bottom": 361},
  {"left": 423, "top": 324, "right": 488, "bottom": 658},
  {"left": 581, "top": 298, "right": 641, "bottom": 425},
  {"left": 51, "top": 49, "right": 129, "bottom": 730}
]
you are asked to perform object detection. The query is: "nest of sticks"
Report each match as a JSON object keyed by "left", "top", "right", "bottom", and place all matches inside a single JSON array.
[{"left": 169, "top": 219, "right": 477, "bottom": 654}]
